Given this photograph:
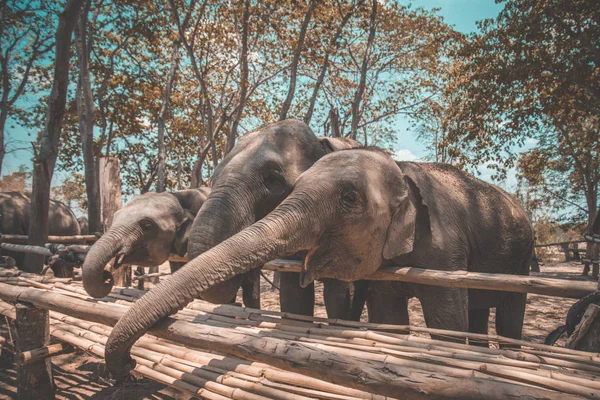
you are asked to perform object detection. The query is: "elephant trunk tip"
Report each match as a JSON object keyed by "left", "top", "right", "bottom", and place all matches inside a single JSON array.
[{"left": 83, "top": 270, "right": 114, "bottom": 299}]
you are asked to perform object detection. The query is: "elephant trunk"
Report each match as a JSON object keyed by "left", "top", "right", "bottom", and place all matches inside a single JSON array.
[
  {"left": 82, "top": 225, "right": 143, "bottom": 298},
  {"left": 105, "top": 199, "right": 318, "bottom": 381},
  {"left": 187, "top": 185, "right": 256, "bottom": 303}
]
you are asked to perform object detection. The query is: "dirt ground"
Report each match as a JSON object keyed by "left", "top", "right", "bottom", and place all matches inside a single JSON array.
[{"left": 0, "top": 260, "right": 594, "bottom": 399}]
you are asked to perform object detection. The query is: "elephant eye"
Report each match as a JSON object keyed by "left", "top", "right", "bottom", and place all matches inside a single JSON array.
[
  {"left": 140, "top": 220, "right": 154, "bottom": 231},
  {"left": 264, "top": 171, "right": 287, "bottom": 195},
  {"left": 341, "top": 188, "right": 360, "bottom": 206}
]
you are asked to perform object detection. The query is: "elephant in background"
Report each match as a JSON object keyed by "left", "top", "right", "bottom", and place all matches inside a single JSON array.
[
  {"left": 103, "top": 148, "right": 534, "bottom": 380},
  {"left": 77, "top": 216, "right": 89, "bottom": 235},
  {"left": 187, "top": 119, "right": 360, "bottom": 314},
  {"left": 0, "top": 191, "right": 81, "bottom": 269},
  {"left": 82, "top": 187, "right": 209, "bottom": 298}
]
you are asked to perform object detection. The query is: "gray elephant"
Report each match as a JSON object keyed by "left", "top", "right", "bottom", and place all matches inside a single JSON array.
[
  {"left": 82, "top": 187, "right": 209, "bottom": 298},
  {"left": 77, "top": 216, "right": 89, "bottom": 235},
  {"left": 0, "top": 191, "right": 81, "bottom": 269},
  {"left": 187, "top": 119, "right": 360, "bottom": 314},
  {"left": 103, "top": 148, "right": 534, "bottom": 380}
]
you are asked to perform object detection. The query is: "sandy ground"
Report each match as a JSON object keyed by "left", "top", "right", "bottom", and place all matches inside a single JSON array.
[{"left": 0, "top": 260, "right": 594, "bottom": 399}]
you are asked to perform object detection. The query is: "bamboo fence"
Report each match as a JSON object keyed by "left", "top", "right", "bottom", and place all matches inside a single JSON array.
[{"left": 0, "top": 278, "right": 598, "bottom": 399}]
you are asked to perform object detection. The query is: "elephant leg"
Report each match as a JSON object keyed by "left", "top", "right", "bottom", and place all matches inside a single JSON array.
[
  {"left": 241, "top": 269, "right": 261, "bottom": 309},
  {"left": 496, "top": 292, "right": 526, "bottom": 346},
  {"left": 322, "top": 279, "right": 352, "bottom": 320},
  {"left": 278, "top": 271, "right": 314, "bottom": 316},
  {"left": 468, "top": 308, "right": 490, "bottom": 347},
  {"left": 420, "top": 287, "right": 468, "bottom": 342},
  {"left": 366, "top": 281, "right": 409, "bottom": 324},
  {"left": 169, "top": 261, "right": 185, "bottom": 274}
]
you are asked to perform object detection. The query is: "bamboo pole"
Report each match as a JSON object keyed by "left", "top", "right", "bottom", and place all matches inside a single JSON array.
[
  {"left": 535, "top": 239, "right": 586, "bottom": 247},
  {"left": 133, "top": 272, "right": 170, "bottom": 282},
  {"left": 0, "top": 283, "right": 572, "bottom": 399},
  {"left": 166, "top": 257, "right": 600, "bottom": 299},
  {"left": 2, "top": 290, "right": 597, "bottom": 396},
  {"left": 17, "top": 343, "right": 70, "bottom": 365},
  {"left": 0, "top": 234, "right": 99, "bottom": 244},
  {"left": 262, "top": 259, "right": 596, "bottom": 299},
  {"left": 51, "top": 282, "right": 600, "bottom": 373},
  {"left": 48, "top": 313, "right": 384, "bottom": 400},
  {"left": 0, "top": 270, "right": 21, "bottom": 277},
  {"left": 1, "top": 243, "right": 53, "bottom": 257}
]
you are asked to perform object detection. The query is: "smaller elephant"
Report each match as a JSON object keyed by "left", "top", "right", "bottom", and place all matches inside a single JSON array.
[
  {"left": 77, "top": 216, "right": 89, "bottom": 235},
  {"left": 0, "top": 191, "right": 81, "bottom": 270},
  {"left": 82, "top": 187, "right": 209, "bottom": 298}
]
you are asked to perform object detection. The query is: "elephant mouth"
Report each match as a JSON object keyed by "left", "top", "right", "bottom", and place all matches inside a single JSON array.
[
  {"left": 112, "top": 244, "right": 147, "bottom": 269},
  {"left": 300, "top": 246, "right": 332, "bottom": 288}
]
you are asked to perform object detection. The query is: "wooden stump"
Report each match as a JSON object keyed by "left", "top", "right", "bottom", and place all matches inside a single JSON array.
[
  {"left": 567, "top": 304, "right": 600, "bottom": 352},
  {"left": 113, "top": 265, "right": 131, "bottom": 288},
  {"left": 561, "top": 242, "right": 571, "bottom": 262},
  {"left": 15, "top": 303, "right": 55, "bottom": 399},
  {"left": 98, "top": 156, "right": 123, "bottom": 233}
]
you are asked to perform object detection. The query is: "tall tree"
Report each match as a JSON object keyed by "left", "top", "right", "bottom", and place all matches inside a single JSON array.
[
  {"left": 303, "top": 0, "right": 365, "bottom": 124},
  {"left": 25, "top": 0, "right": 83, "bottom": 273},
  {"left": 74, "top": 0, "right": 101, "bottom": 232},
  {"left": 156, "top": 39, "right": 180, "bottom": 193},
  {"left": 279, "top": 0, "right": 316, "bottom": 121},
  {"left": 445, "top": 0, "right": 599, "bottom": 233},
  {"left": 0, "top": 1, "right": 54, "bottom": 177},
  {"left": 349, "top": 0, "right": 377, "bottom": 140}
]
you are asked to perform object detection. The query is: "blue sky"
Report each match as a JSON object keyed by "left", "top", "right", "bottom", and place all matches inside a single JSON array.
[{"left": 393, "top": 0, "right": 508, "bottom": 182}]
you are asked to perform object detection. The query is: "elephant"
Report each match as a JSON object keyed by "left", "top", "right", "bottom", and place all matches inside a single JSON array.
[
  {"left": 187, "top": 119, "right": 361, "bottom": 315},
  {"left": 77, "top": 216, "right": 89, "bottom": 235},
  {"left": 103, "top": 148, "right": 534, "bottom": 380},
  {"left": 0, "top": 191, "right": 81, "bottom": 268},
  {"left": 82, "top": 187, "right": 209, "bottom": 298}
]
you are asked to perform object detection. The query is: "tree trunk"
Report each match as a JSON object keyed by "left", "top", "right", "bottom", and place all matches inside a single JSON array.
[
  {"left": 350, "top": 0, "right": 377, "bottom": 140},
  {"left": 304, "top": 0, "right": 364, "bottom": 125},
  {"left": 0, "top": 112, "right": 6, "bottom": 178},
  {"left": 279, "top": 0, "right": 316, "bottom": 121},
  {"left": 225, "top": 0, "right": 250, "bottom": 155},
  {"left": 0, "top": 41, "right": 10, "bottom": 179},
  {"left": 156, "top": 41, "right": 180, "bottom": 193},
  {"left": 25, "top": 0, "right": 83, "bottom": 273},
  {"left": 75, "top": 0, "right": 101, "bottom": 233}
]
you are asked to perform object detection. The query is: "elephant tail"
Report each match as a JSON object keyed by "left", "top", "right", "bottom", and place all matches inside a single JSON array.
[{"left": 350, "top": 280, "right": 370, "bottom": 321}]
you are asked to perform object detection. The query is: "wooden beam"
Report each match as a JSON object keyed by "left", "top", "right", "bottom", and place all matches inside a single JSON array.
[
  {"left": 262, "top": 260, "right": 597, "bottom": 299},
  {"left": 17, "top": 343, "right": 70, "bottom": 365},
  {"left": 165, "top": 256, "right": 598, "bottom": 299},
  {"left": 534, "top": 240, "right": 586, "bottom": 248},
  {"left": 1, "top": 243, "right": 53, "bottom": 257},
  {"left": 0, "top": 234, "right": 98, "bottom": 244},
  {"left": 15, "top": 303, "right": 55, "bottom": 399}
]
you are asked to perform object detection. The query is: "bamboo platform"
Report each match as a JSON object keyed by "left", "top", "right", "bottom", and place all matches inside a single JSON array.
[{"left": 0, "top": 277, "right": 599, "bottom": 399}]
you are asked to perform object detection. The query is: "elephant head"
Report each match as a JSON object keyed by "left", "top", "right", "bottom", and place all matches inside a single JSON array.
[
  {"left": 82, "top": 188, "right": 209, "bottom": 298},
  {"left": 187, "top": 119, "right": 359, "bottom": 304},
  {"left": 104, "top": 148, "right": 432, "bottom": 380},
  {"left": 77, "top": 217, "right": 89, "bottom": 235}
]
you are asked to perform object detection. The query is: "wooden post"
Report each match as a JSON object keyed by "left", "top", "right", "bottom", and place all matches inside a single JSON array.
[
  {"left": 15, "top": 303, "right": 55, "bottom": 399},
  {"left": 98, "top": 157, "right": 130, "bottom": 287},
  {"left": 561, "top": 242, "right": 571, "bottom": 262},
  {"left": 567, "top": 304, "right": 600, "bottom": 352}
]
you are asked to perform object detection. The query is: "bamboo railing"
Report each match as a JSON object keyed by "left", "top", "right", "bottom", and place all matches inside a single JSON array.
[{"left": 0, "top": 278, "right": 598, "bottom": 399}]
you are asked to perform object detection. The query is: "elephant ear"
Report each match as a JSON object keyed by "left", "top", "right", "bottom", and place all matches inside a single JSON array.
[
  {"left": 172, "top": 210, "right": 195, "bottom": 257},
  {"left": 319, "top": 136, "right": 361, "bottom": 153},
  {"left": 383, "top": 176, "right": 431, "bottom": 260}
]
